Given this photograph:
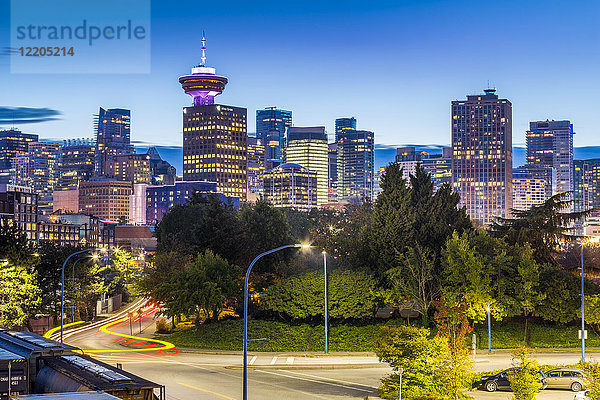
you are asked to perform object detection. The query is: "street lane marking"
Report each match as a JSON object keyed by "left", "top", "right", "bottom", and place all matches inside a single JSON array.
[
  {"left": 256, "top": 369, "right": 373, "bottom": 393},
  {"left": 270, "top": 356, "right": 277, "bottom": 365},
  {"left": 282, "top": 370, "right": 378, "bottom": 389},
  {"left": 250, "top": 356, "right": 257, "bottom": 365},
  {"left": 177, "top": 382, "right": 237, "bottom": 400},
  {"left": 286, "top": 356, "right": 294, "bottom": 364}
]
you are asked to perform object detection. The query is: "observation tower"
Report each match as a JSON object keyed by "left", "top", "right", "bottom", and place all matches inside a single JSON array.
[{"left": 179, "top": 32, "right": 228, "bottom": 106}]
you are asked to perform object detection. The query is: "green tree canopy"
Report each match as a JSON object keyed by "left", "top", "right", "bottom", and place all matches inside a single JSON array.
[{"left": 0, "top": 263, "right": 40, "bottom": 328}]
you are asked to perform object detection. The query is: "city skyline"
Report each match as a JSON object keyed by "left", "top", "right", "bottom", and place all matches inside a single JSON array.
[{"left": 1, "top": 1, "right": 599, "bottom": 149}]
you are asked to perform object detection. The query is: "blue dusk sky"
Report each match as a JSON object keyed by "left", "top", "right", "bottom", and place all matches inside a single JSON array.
[{"left": 0, "top": 0, "right": 598, "bottom": 151}]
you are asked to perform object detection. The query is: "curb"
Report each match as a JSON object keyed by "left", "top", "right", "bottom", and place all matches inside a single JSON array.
[
  {"left": 174, "top": 348, "right": 377, "bottom": 357},
  {"left": 225, "top": 363, "right": 388, "bottom": 370}
]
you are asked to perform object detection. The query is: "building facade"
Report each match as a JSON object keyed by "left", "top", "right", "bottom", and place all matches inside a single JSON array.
[
  {"left": 247, "top": 136, "right": 265, "bottom": 201},
  {"left": 95, "top": 107, "right": 133, "bottom": 176},
  {"left": 0, "top": 184, "right": 38, "bottom": 240},
  {"left": 38, "top": 216, "right": 81, "bottom": 246},
  {"left": 145, "top": 181, "right": 239, "bottom": 224},
  {"left": 263, "top": 163, "right": 317, "bottom": 211},
  {"left": 11, "top": 142, "right": 62, "bottom": 197},
  {"left": 335, "top": 117, "right": 356, "bottom": 142},
  {"left": 78, "top": 180, "right": 133, "bottom": 222},
  {"left": 59, "top": 139, "right": 95, "bottom": 189},
  {"left": 328, "top": 143, "right": 338, "bottom": 203},
  {"left": 451, "top": 89, "right": 513, "bottom": 225},
  {"left": 526, "top": 120, "right": 574, "bottom": 196},
  {"left": 285, "top": 127, "right": 329, "bottom": 206},
  {"left": 422, "top": 147, "right": 452, "bottom": 191},
  {"left": 256, "top": 107, "right": 292, "bottom": 169},
  {"left": 512, "top": 165, "right": 554, "bottom": 211},
  {"left": 105, "top": 153, "right": 152, "bottom": 184},
  {"left": 337, "top": 129, "right": 374, "bottom": 203},
  {"left": 0, "top": 129, "right": 38, "bottom": 172}
]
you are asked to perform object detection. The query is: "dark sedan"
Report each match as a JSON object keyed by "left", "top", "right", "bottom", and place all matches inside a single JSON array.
[{"left": 474, "top": 368, "right": 547, "bottom": 392}]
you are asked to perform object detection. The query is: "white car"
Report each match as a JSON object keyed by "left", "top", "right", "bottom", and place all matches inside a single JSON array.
[{"left": 574, "top": 390, "right": 590, "bottom": 400}]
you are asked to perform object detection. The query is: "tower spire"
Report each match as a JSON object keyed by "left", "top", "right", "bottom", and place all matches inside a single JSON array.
[{"left": 201, "top": 31, "right": 207, "bottom": 67}]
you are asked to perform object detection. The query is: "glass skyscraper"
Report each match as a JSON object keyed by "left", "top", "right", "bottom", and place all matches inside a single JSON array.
[
  {"left": 451, "top": 89, "right": 513, "bottom": 225},
  {"left": 337, "top": 129, "right": 374, "bottom": 203},
  {"left": 256, "top": 107, "right": 292, "bottom": 170},
  {"left": 526, "top": 120, "right": 574, "bottom": 195},
  {"left": 95, "top": 107, "right": 133, "bottom": 176},
  {"left": 285, "top": 127, "right": 329, "bottom": 206},
  {"left": 0, "top": 129, "right": 38, "bottom": 171}
]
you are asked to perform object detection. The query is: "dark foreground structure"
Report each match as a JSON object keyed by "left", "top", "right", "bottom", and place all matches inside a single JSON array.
[{"left": 0, "top": 330, "right": 163, "bottom": 400}]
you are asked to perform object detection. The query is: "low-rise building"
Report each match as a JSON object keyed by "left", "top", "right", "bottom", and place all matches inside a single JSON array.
[
  {"left": 263, "top": 163, "right": 317, "bottom": 211},
  {"left": 0, "top": 184, "right": 38, "bottom": 241},
  {"left": 79, "top": 180, "right": 133, "bottom": 223}
]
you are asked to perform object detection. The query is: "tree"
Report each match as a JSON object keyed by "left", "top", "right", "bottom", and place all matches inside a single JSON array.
[
  {"left": 376, "top": 325, "right": 448, "bottom": 399},
  {"left": 441, "top": 231, "right": 546, "bottom": 325},
  {"left": 262, "top": 269, "right": 378, "bottom": 320},
  {"left": 0, "top": 218, "right": 36, "bottom": 268},
  {"left": 386, "top": 245, "right": 439, "bottom": 324},
  {"left": 492, "top": 192, "right": 592, "bottom": 265},
  {"left": 585, "top": 362, "right": 600, "bottom": 400},
  {"left": 509, "top": 348, "right": 541, "bottom": 400},
  {"left": 0, "top": 263, "right": 40, "bottom": 328},
  {"left": 370, "top": 163, "right": 414, "bottom": 276},
  {"left": 156, "top": 250, "right": 241, "bottom": 323},
  {"left": 434, "top": 299, "right": 474, "bottom": 400}
]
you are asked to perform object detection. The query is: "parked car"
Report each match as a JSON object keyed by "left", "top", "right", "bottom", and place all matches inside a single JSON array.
[
  {"left": 474, "top": 368, "right": 547, "bottom": 392},
  {"left": 545, "top": 368, "right": 590, "bottom": 392},
  {"left": 574, "top": 390, "right": 590, "bottom": 400}
]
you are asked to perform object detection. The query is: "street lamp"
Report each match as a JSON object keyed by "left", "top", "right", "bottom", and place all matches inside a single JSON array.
[
  {"left": 579, "top": 236, "right": 600, "bottom": 363},
  {"left": 243, "top": 243, "right": 309, "bottom": 400},
  {"left": 61, "top": 248, "right": 96, "bottom": 343},
  {"left": 323, "top": 250, "right": 328, "bottom": 354},
  {"left": 486, "top": 302, "right": 491, "bottom": 353}
]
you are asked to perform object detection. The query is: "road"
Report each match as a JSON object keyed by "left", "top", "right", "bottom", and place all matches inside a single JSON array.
[{"left": 61, "top": 302, "right": 589, "bottom": 399}]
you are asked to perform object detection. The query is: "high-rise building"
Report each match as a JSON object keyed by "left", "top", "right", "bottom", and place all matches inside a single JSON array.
[
  {"left": 0, "top": 184, "right": 38, "bottom": 241},
  {"left": 452, "top": 88, "right": 513, "bottom": 225},
  {"left": 59, "top": 139, "right": 95, "bottom": 189},
  {"left": 337, "top": 129, "right": 374, "bottom": 203},
  {"left": 247, "top": 136, "right": 265, "bottom": 201},
  {"left": 0, "top": 129, "right": 38, "bottom": 172},
  {"left": 574, "top": 159, "right": 600, "bottom": 213},
  {"left": 11, "top": 142, "right": 62, "bottom": 197},
  {"left": 328, "top": 143, "right": 337, "bottom": 203},
  {"left": 179, "top": 34, "right": 247, "bottom": 199},
  {"left": 105, "top": 153, "right": 152, "bottom": 184},
  {"left": 512, "top": 165, "right": 554, "bottom": 211},
  {"left": 335, "top": 117, "right": 356, "bottom": 142},
  {"left": 78, "top": 180, "right": 133, "bottom": 222},
  {"left": 422, "top": 147, "right": 452, "bottom": 191},
  {"left": 256, "top": 107, "right": 292, "bottom": 170},
  {"left": 95, "top": 107, "right": 133, "bottom": 175},
  {"left": 395, "top": 146, "right": 424, "bottom": 181},
  {"left": 263, "top": 163, "right": 317, "bottom": 211},
  {"left": 526, "top": 120, "right": 574, "bottom": 195},
  {"left": 285, "top": 127, "right": 328, "bottom": 206}
]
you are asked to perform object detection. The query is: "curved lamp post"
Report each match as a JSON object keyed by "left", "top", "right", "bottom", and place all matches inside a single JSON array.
[
  {"left": 61, "top": 248, "right": 100, "bottom": 342},
  {"left": 243, "top": 243, "right": 308, "bottom": 400}
]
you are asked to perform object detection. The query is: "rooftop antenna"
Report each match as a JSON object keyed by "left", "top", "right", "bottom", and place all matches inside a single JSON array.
[{"left": 201, "top": 31, "right": 207, "bottom": 67}]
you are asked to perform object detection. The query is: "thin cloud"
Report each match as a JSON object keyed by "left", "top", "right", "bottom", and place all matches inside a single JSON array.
[{"left": 0, "top": 107, "right": 61, "bottom": 125}]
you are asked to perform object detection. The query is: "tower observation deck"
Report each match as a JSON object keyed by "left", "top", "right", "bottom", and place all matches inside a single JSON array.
[{"left": 179, "top": 32, "right": 228, "bottom": 106}]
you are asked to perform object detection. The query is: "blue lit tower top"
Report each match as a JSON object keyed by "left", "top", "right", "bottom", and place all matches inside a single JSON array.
[{"left": 179, "top": 32, "right": 228, "bottom": 106}]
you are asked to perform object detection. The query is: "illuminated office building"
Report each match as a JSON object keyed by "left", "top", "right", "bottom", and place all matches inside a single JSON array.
[
  {"left": 285, "top": 127, "right": 328, "bottom": 206},
  {"left": 512, "top": 165, "right": 554, "bottom": 211},
  {"left": 105, "top": 153, "right": 152, "bottom": 184},
  {"left": 335, "top": 117, "right": 356, "bottom": 141},
  {"left": 256, "top": 107, "right": 292, "bottom": 170},
  {"left": 328, "top": 143, "right": 337, "bottom": 203},
  {"left": 422, "top": 147, "right": 452, "bottom": 191},
  {"left": 526, "top": 120, "right": 574, "bottom": 195},
  {"left": 395, "top": 146, "right": 424, "bottom": 181},
  {"left": 247, "top": 136, "right": 265, "bottom": 200},
  {"left": 79, "top": 180, "right": 133, "bottom": 222},
  {"left": 95, "top": 107, "right": 133, "bottom": 175},
  {"left": 0, "top": 184, "right": 38, "bottom": 241},
  {"left": 337, "top": 129, "right": 374, "bottom": 203},
  {"left": 0, "top": 129, "right": 38, "bottom": 172},
  {"left": 11, "top": 142, "right": 62, "bottom": 197},
  {"left": 263, "top": 163, "right": 317, "bottom": 211},
  {"left": 180, "top": 33, "right": 247, "bottom": 199},
  {"left": 59, "top": 139, "right": 95, "bottom": 189},
  {"left": 451, "top": 88, "right": 513, "bottom": 225},
  {"left": 574, "top": 159, "right": 600, "bottom": 214}
]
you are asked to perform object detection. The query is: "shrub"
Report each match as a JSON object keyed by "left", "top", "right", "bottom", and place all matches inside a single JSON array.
[
  {"left": 155, "top": 318, "right": 170, "bottom": 334},
  {"left": 585, "top": 362, "right": 600, "bottom": 400}
]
